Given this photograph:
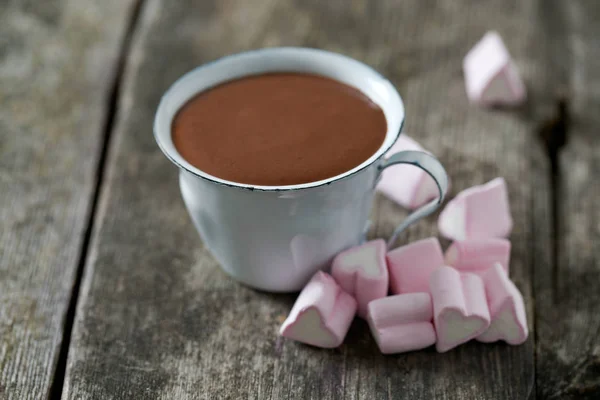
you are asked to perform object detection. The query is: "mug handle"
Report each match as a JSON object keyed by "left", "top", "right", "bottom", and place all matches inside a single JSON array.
[{"left": 379, "top": 150, "right": 449, "bottom": 248}]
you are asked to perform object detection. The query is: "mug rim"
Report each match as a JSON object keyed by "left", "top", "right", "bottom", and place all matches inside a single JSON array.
[{"left": 154, "top": 47, "right": 405, "bottom": 192}]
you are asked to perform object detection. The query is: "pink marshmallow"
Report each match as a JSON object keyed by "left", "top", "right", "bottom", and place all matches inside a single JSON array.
[
  {"left": 331, "top": 239, "right": 388, "bottom": 318},
  {"left": 463, "top": 31, "right": 526, "bottom": 106},
  {"left": 279, "top": 271, "right": 357, "bottom": 348},
  {"left": 386, "top": 237, "right": 445, "bottom": 294},
  {"left": 376, "top": 135, "right": 439, "bottom": 209},
  {"left": 445, "top": 238, "right": 511, "bottom": 275},
  {"left": 430, "top": 266, "right": 491, "bottom": 352},
  {"left": 477, "top": 263, "right": 528, "bottom": 345},
  {"left": 367, "top": 293, "right": 436, "bottom": 354},
  {"left": 438, "top": 177, "right": 513, "bottom": 241}
]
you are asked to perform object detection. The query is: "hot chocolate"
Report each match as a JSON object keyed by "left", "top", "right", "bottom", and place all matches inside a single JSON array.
[{"left": 172, "top": 73, "right": 387, "bottom": 186}]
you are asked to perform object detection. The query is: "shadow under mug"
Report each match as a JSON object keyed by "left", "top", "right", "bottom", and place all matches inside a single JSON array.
[{"left": 154, "top": 47, "right": 449, "bottom": 292}]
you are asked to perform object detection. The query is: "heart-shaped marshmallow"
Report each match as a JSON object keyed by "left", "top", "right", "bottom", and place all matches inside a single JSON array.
[
  {"left": 477, "top": 263, "right": 528, "bottom": 344},
  {"left": 463, "top": 31, "right": 526, "bottom": 106},
  {"left": 445, "top": 238, "right": 511, "bottom": 275},
  {"left": 367, "top": 292, "right": 436, "bottom": 354},
  {"left": 331, "top": 239, "right": 388, "bottom": 318},
  {"left": 387, "top": 237, "right": 445, "bottom": 294},
  {"left": 438, "top": 177, "right": 513, "bottom": 241},
  {"left": 280, "top": 271, "right": 357, "bottom": 348},
  {"left": 376, "top": 135, "right": 441, "bottom": 210},
  {"left": 430, "top": 266, "right": 491, "bottom": 352}
]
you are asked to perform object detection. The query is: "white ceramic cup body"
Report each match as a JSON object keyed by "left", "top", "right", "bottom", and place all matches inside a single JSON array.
[
  {"left": 179, "top": 165, "right": 377, "bottom": 292},
  {"left": 155, "top": 48, "right": 446, "bottom": 292}
]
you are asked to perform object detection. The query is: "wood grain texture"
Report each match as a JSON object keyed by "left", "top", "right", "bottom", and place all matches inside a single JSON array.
[
  {"left": 63, "top": 0, "right": 549, "bottom": 398},
  {"left": 0, "top": 0, "right": 136, "bottom": 398},
  {"left": 534, "top": 1, "right": 600, "bottom": 399}
]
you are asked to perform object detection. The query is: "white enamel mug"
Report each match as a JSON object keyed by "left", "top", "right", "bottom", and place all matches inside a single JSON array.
[{"left": 154, "top": 48, "right": 448, "bottom": 292}]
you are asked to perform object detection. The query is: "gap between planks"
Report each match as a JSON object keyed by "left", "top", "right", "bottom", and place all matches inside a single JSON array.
[{"left": 48, "top": 1, "right": 147, "bottom": 398}]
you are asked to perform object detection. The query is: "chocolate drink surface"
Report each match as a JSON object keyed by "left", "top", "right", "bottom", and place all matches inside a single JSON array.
[{"left": 172, "top": 73, "right": 387, "bottom": 186}]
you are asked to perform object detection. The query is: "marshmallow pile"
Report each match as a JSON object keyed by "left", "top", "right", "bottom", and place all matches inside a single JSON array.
[
  {"left": 280, "top": 178, "right": 528, "bottom": 354},
  {"left": 280, "top": 31, "right": 528, "bottom": 353}
]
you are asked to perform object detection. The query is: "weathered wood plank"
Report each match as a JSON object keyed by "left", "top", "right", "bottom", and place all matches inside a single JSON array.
[
  {"left": 534, "top": 1, "right": 600, "bottom": 399},
  {"left": 0, "top": 0, "right": 136, "bottom": 398},
  {"left": 64, "top": 0, "right": 548, "bottom": 398}
]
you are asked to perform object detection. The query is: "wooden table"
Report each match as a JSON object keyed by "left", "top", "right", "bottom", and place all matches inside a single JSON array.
[{"left": 1, "top": 0, "right": 599, "bottom": 399}]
